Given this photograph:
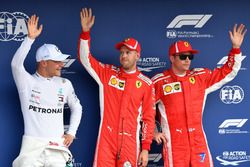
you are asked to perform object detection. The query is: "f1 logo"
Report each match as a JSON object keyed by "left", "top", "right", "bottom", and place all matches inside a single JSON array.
[
  {"left": 167, "top": 14, "right": 212, "bottom": 28},
  {"left": 148, "top": 153, "right": 162, "bottom": 163},
  {"left": 63, "top": 59, "right": 75, "bottom": 68},
  {"left": 219, "top": 119, "right": 248, "bottom": 128}
]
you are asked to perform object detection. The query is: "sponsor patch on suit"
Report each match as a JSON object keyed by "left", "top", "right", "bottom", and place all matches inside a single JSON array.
[
  {"left": 162, "top": 82, "right": 182, "bottom": 95},
  {"left": 108, "top": 75, "right": 125, "bottom": 90}
]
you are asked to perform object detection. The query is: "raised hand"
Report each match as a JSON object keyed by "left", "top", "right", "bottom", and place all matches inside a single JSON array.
[
  {"left": 229, "top": 24, "right": 247, "bottom": 48},
  {"left": 27, "top": 14, "right": 43, "bottom": 39},
  {"left": 80, "top": 8, "right": 95, "bottom": 32}
]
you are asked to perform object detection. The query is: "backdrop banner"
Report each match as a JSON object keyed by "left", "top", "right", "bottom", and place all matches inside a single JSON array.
[{"left": 1, "top": 0, "right": 249, "bottom": 166}]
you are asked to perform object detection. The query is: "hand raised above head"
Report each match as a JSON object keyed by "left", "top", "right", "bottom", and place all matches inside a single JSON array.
[
  {"left": 229, "top": 24, "right": 247, "bottom": 49},
  {"left": 80, "top": 8, "right": 95, "bottom": 32},
  {"left": 27, "top": 14, "right": 43, "bottom": 39}
]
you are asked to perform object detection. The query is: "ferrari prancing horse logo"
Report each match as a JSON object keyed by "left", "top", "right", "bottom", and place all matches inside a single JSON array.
[
  {"left": 189, "top": 77, "right": 195, "bottom": 84},
  {"left": 136, "top": 80, "right": 142, "bottom": 88}
]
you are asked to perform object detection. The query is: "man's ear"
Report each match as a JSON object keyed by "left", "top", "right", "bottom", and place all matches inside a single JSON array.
[
  {"left": 169, "top": 55, "right": 174, "bottom": 63},
  {"left": 39, "top": 60, "right": 47, "bottom": 67},
  {"left": 136, "top": 53, "right": 140, "bottom": 60}
]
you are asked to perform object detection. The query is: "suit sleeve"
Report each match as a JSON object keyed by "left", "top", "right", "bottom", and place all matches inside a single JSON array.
[
  {"left": 66, "top": 80, "right": 83, "bottom": 136},
  {"left": 11, "top": 37, "right": 34, "bottom": 92},
  {"left": 205, "top": 48, "right": 243, "bottom": 94},
  {"left": 141, "top": 83, "right": 156, "bottom": 150},
  {"left": 153, "top": 81, "right": 162, "bottom": 104},
  {"left": 78, "top": 31, "right": 107, "bottom": 83}
]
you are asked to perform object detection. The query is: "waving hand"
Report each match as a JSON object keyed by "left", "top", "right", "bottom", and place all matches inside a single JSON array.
[
  {"left": 80, "top": 8, "right": 95, "bottom": 32},
  {"left": 229, "top": 24, "right": 247, "bottom": 48},
  {"left": 27, "top": 15, "right": 43, "bottom": 39}
]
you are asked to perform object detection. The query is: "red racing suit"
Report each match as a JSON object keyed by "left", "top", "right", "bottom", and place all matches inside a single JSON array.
[
  {"left": 152, "top": 48, "right": 242, "bottom": 167},
  {"left": 78, "top": 31, "right": 155, "bottom": 167}
]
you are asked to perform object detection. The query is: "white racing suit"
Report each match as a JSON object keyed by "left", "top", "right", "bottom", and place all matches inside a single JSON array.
[
  {"left": 11, "top": 36, "right": 82, "bottom": 166},
  {"left": 13, "top": 136, "right": 73, "bottom": 167}
]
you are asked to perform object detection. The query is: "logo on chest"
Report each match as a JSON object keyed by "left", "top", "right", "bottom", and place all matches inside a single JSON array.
[
  {"left": 29, "top": 88, "right": 41, "bottom": 104},
  {"left": 136, "top": 80, "right": 142, "bottom": 88},
  {"left": 162, "top": 82, "right": 182, "bottom": 95},
  {"left": 108, "top": 75, "right": 126, "bottom": 90},
  {"left": 189, "top": 77, "right": 196, "bottom": 84},
  {"left": 57, "top": 88, "right": 65, "bottom": 107}
]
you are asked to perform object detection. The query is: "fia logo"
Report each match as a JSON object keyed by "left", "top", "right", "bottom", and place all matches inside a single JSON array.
[
  {"left": 0, "top": 12, "right": 29, "bottom": 41},
  {"left": 166, "top": 30, "right": 177, "bottom": 38},
  {"left": 220, "top": 85, "right": 244, "bottom": 104}
]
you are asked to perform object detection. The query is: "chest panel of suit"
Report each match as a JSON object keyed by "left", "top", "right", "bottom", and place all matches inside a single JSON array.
[
  {"left": 159, "top": 73, "right": 207, "bottom": 127},
  {"left": 103, "top": 71, "right": 145, "bottom": 131}
]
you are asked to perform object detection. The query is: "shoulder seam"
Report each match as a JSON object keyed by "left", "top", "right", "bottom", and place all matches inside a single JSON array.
[
  {"left": 138, "top": 73, "right": 152, "bottom": 85},
  {"left": 153, "top": 75, "right": 171, "bottom": 84},
  {"left": 151, "top": 73, "right": 164, "bottom": 81}
]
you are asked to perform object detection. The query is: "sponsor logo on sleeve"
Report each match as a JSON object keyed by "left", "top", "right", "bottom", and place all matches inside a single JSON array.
[{"left": 217, "top": 55, "right": 246, "bottom": 70}]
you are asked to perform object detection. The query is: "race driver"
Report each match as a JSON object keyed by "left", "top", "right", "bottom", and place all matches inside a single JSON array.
[
  {"left": 12, "top": 15, "right": 82, "bottom": 167},
  {"left": 152, "top": 24, "right": 246, "bottom": 167},
  {"left": 78, "top": 8, "right": 155, "bottom": 167}
]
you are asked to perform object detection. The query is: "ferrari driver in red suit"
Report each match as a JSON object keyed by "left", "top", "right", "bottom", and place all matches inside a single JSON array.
[
  {"left": 152, "top": 24, "right": 246, "bottom": 167},
  {"left": 78, "top": 8, "right": 155, "bottom": 167}
]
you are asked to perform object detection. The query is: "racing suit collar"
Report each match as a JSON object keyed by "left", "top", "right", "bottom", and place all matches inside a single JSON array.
[
  {"left": 168, "top": 68, "right": 191, "bottom": 81},
  {"left": 34, "top": 72, "right": 54, "bottom": 81},
  {"left": 119, "top": 67, "right": 140, "bottom": 78}
]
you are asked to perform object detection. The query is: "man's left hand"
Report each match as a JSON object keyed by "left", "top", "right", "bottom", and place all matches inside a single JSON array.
[
  {"left": 62, "top": 134, "right": 75, "bottom": 147},
  {"left": 138, "top": 149, "right": 149, "bottom": 167}
]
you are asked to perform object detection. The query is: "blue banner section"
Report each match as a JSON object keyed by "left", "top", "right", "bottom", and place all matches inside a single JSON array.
[{"left": 1, "top": 0, "right": 250, "bottom": 166}]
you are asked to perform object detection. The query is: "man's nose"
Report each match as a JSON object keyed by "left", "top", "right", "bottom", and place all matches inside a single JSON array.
[{"left": 185, "top": 57, "right": 190, "bottom": 61}]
